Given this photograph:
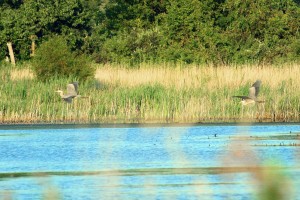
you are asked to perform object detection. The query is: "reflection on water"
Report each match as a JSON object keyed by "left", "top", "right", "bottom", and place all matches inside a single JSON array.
[{"left": 0, "top": 124, "right": 299, "bottom": 199}]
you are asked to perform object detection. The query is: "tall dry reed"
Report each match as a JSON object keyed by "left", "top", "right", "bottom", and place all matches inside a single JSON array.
[{"left": 1, "top": 62, "right": 300, "bottom": 123}]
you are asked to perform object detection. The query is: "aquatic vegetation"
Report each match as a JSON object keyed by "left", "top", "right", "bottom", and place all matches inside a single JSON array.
[{"left": 1, "top": 63, "right": 300, "bottom": 123}]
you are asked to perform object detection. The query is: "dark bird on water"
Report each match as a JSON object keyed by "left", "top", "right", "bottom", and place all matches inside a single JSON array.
[
  {"left": 232, "top": 80, "right": 264, "bottom": 106},
  {"left": 56, "top": 82, "right": 81, "bottom": 103}
]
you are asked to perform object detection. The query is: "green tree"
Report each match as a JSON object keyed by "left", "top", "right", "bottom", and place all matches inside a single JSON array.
[
  {"left": 219, "top": 0, "right": 300, "bottom": 64},
  {"left": 89, "top": 0, "right": 167, "bottom": 63},
  {"left": 159, "top": 0, "right": 219, "bottom": 64},
  {"left": 0, "top": 0, "right": 100, "bottom": 60},
  {"left": 32, "top": 36, "right": 95, "bottom": 82},
  {"left": 0, "top": 0, "right": 23, "bottom": 8},
  {"left": 1, "top": 0, "right": 300, "bottom": 65}
]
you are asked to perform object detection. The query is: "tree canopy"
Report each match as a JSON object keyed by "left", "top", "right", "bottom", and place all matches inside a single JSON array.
[{"left": 1, "top": 0, "right": 300, "bottom": 65}]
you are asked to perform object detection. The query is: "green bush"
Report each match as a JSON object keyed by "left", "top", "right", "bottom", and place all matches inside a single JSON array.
[
  {"left": 32, "top": 36, "right": 95, "bottom": 82},
  {"left": 94, "top": 26, "right": 161, "bottom": 64}
]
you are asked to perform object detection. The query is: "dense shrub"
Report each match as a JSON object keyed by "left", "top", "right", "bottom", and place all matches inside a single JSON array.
[
  {"left": 95, "top": 27, "right": 162, "bottom": 64},
  {"left": 159, "top": 0, "right": 218, "bottom": 64},
  {"left": 216, "top": 0, "right": 300, "bottom": 64},
  {"left": 1, "top": 0, "right": 300, "bottom": 65},
  {"left": 32, "top": 36, "right": 95, "bottom": 82},
  {"left": 0, "top": 0, "right": 97, "bottom": 60}
]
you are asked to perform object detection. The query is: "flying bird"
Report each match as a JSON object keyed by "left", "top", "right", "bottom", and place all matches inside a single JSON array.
[
  {"left": 56, "top": 82, "right": 81, "bottom": 103},
  {"left": 232, "top": 80, "right": 263, "bottom": 106}
]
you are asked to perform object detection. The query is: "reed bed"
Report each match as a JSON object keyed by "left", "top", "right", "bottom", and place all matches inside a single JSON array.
[{"left": 1, "top": 62, "right": 300, "bottom": 123}]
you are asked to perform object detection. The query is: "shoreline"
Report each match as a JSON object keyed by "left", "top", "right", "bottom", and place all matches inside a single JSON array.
[{"left": 1, "top": 121, "right": 300, "bottom": 130}]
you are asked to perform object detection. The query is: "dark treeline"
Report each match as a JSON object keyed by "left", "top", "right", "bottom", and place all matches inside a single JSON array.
[{"left": 1, "top": 0, "right": 300, "bottom": 65}]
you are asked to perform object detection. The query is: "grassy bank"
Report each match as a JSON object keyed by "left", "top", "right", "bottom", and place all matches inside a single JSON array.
[{"left": 1, "top": 62, "right": 300, "bottom": 123}]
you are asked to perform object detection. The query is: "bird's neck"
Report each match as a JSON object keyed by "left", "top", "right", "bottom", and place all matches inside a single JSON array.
[{"left": 57, "top": 91, "right": 64, "bottom": 97}]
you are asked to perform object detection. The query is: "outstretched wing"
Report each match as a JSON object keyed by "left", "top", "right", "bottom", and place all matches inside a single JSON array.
[
  {"left": 63, "top": 96, "right": 73, "bottom": 103},
  {"left": 232, "top": 96, "right": 252, "bottom": 100},
  {"left": 71, "top": 82, "right": 79, "bottom": 93},
  {"left": 248, "top": 80, "right": 261, "bottom": 98},
  {"left": 66, "top": 82, "right": 78, "bottom": 96}
]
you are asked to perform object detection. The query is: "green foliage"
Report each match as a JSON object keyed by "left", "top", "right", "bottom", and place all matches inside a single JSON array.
[
  {"left": 0, "top": 0, "right": 23, "bottom": 8},
  {"left": 87, "top": 0, "right": 166, "bottom": 64},
  {"left": 159, "top": 0, "right": 218, "bottom": 64},
  {"left": 96, "top": 27, "right": 162, "bottom": 64},
  {"left": 218, "top": 0, "right": 300, "bottom": 64},
  {"left": 32, "top": 36, "right": 95, "bottom": 82},
  {"left": 0, "top": 0, "right": 99, "bottom": 60},
  {"left": 102, "top": 0, "right": 168, "bottom": 33},
  {"left": 1, "top": 0, "right": 300, "bottom": 65}
]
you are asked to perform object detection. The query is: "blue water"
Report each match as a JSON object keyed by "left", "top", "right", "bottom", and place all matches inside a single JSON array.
[{"left": 0, "top": 124, "right": 300, "bottom": 199}]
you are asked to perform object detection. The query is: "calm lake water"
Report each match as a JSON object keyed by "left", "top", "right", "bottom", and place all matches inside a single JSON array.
[{"left": 0, "top": 124, "right": 300, "bottom": 199}]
